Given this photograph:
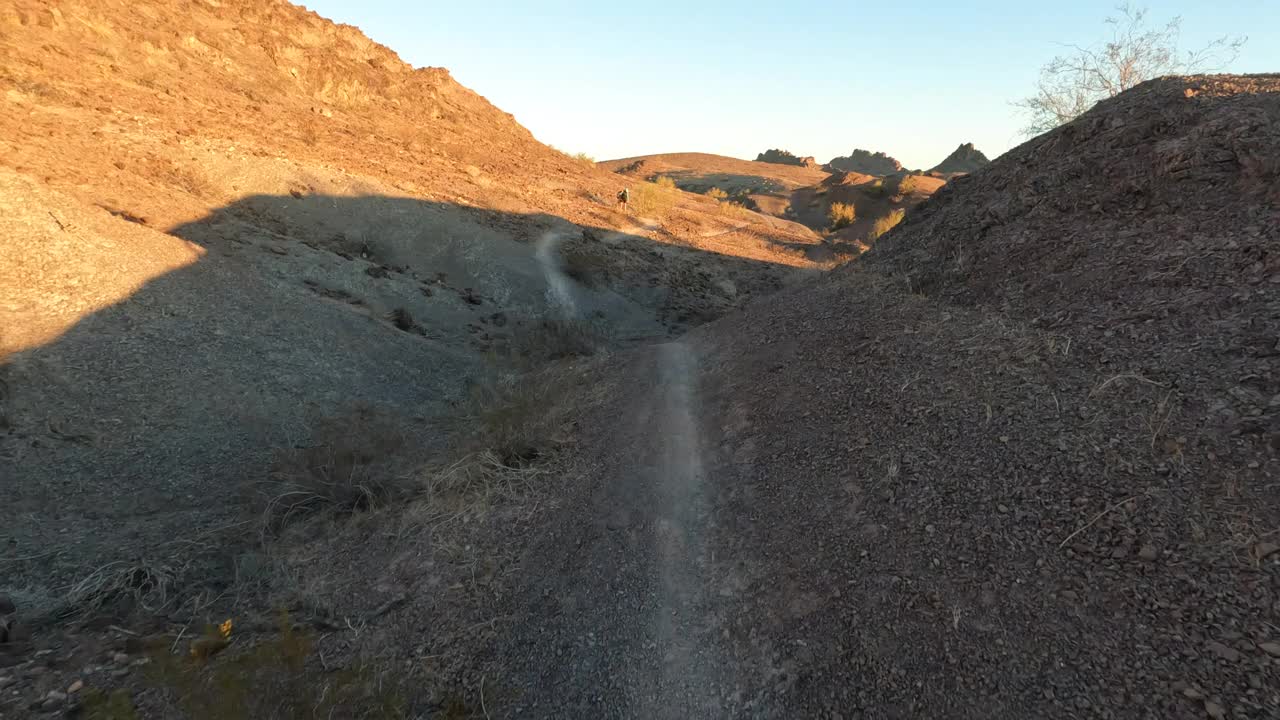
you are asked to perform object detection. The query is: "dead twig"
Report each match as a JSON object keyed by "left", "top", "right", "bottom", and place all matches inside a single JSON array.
[
  {"left": 1059, "top": 495, "right": 1138, "bottom": 549},
  {"left": 480, "top": 675, "right": 491, "bottom": 720}
]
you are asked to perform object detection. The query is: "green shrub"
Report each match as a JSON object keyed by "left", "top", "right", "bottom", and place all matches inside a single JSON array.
[
  {"left": 827, "top": 202, "right": 857, "bottom": 229},
  {"left": 868, "top": 208, "right": 906, "bottom": 241}
]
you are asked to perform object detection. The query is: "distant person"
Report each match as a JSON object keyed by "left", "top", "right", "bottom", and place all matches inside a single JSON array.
[{"left": 617, "top": 187, "right": 629, "bottom": 211}]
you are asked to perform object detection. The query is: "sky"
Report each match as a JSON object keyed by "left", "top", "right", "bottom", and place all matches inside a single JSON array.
[{"left": 300, "top": 1, "right": 1278, "bottom": 169}]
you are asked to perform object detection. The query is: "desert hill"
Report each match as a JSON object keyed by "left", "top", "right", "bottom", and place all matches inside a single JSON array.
[
  {"left": 0, "top": 0, "right": 828, "bottom": 675},
  {"left": 824, "top": 147, "right": 904, "bottom": 175},
  {"left": 503, "top": 74, "right": 1280, "bottom": 717},
  {"left": 602, "top": 151, "right": 946, "bottom": 249},
  {"left": 929, "top": 141, "right": 991, "bottom": 174},
  {"left": 754, "top": 148, "right": 819, "bottom": 168},
  {"left": 4, "top": 1, "right": 1275, "bottom": 717}
]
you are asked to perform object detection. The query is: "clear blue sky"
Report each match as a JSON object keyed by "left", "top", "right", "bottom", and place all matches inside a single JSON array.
[{"left": 301, "top": 1, "right": 1277, "bottom": 169}]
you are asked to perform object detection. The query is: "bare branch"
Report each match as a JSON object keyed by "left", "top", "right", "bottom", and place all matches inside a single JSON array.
[{"left": 1015, "top": 4, "right": 1246, "bottom": 136}]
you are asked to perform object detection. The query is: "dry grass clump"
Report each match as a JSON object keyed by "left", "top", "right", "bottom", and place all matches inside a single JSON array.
[
  {"left": 895, "top": 174, "right": 922, "bottom": 196},
  {"left": 869, "top": 208, "right": 906, "bottom": 241},
  {"left": 502, "top": 316, "right": 609, "bottom": 366},
  {"left": 827, "top": 201, "right": 856, "bottom": 229},
  {"left": 252, "top": 407, "right": 420, "bottom": 533},
  {"left": 67, "top": 561, "right": 184, "bottom": 617}
]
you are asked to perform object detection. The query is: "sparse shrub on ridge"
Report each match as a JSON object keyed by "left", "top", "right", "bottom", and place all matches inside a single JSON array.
[
  {"left": 706, "top": 187, "right": 729, "bottom": 201},
  {"left": 828, "top": 202, "right": 856, "bottom": 229},
  {"left": 868, "top": 208, "right": 906, "bottom": 241},
  {"left": 654, "top": 175, "right": 677, "bottom": 190},
  {"left": 630, "top": 180, "right": 676, "bottom": 217},
  {"left": 895, "top": 175, "right": 921, "bottom": 196}
]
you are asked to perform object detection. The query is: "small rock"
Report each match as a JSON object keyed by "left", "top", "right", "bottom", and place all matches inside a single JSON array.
[
  {"left": 997, "top": 504, "right": 1010, "bottom": 513},
  {"left": 0, "top": 594, "right": 14, "bottom": 615},
  {"left": 67, "top": 679, "right": 83, "bottom": 694},
  {"left": 1183, "top": 687, "right": 1204, "bottom": 700},
  {"left": 40, "top": 691, "right": 66, "bottom": 711},
  {"left": 1255, "top": 542, "right": 1279, "bottom": 559},
  {"left": 1259, "top": 642, "right": 1280, "bottom": 657},
  {"left": 111, "top": 667, "right": 129, "bottom": 678},
  {"left": 1061, "top": 590, "right": 1079, "bottom": 601},
  {"left": 1207, "top": 641, "right": 1241, "bottom": 662},
  {"left": 1204, "top": 700, "right": 1225, "bottom": 719},
  {"left": 112, "top": 652, "right": 129, "bottom": 665},
  {"left": 1139, "top": 545, "right": 1159, "bottom": 562}
]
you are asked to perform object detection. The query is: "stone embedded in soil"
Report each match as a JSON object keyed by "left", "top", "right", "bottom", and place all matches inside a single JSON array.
[
  {"left": 1205, "top": 700, "right": 1226, "bottom": 719},
  {"left": 112, "top": 652, "right": 128, "bottom": 665},
  {"left": 1260, "top": 642, "right": 1280, "bottom": 657},
  {"left": 1139, "top": 545, "right": 1159, "bottom": 562},
  {"left": 1256, "top": 542, "right": 1280, "bottom": 559},
  {"left": 1206, "top": 641, "right": 1241, "bottom": 662},
  {"left": 67, "top": 679, "right": 84, "bottom": 694},
  {"left": 39, "top": 691, "right": 67, "bottom": 711}
]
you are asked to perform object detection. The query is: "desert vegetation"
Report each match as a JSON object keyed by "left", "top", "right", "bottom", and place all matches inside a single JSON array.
[
  {"left": 630, "top": 178, "right": 678, "bottom": 216},
  {"left": 1016, "top": 3, "right": 1246, "bottom": 133},
  {"left": 868, "top": 207, "right": 905, "bottom": 241},
  {"left": 827, "top": 202, "right": 856, "bottom": 229}
]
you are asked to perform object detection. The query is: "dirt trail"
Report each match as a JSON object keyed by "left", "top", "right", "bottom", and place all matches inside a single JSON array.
[{"left": 495, "top": 340, "right": 733, "bottom": 718}]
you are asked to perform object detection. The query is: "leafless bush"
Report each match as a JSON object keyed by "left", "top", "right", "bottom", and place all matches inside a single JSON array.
[{"left": 1016, "top": 3, "right": 1245, "bottom": 134}]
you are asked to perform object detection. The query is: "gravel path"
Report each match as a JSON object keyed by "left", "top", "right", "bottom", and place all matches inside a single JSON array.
[{"left": 497, "top": 341, "right": 734, "bottom": 719}]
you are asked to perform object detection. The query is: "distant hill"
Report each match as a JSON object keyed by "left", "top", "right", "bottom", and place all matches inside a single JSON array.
[
  {"left": 825, "top": 149, "right": 903, "bottom": 176},
  {"left": 929, "top": 142, "right": 991, "bottom": 174},
  {"left": 601, "top": 152, "right": 829, "bottom": 220},
  {"left": 755, "top": 149, "right": 819, "bottom": 168}
]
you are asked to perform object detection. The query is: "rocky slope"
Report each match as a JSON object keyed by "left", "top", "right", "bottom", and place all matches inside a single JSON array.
[
  {"left": 929, "top": 141, "right": 991, "bottom": 173},
  {"left": 824, "top": 148, "right": 904, "bottom": 175},
  {"left": 0, "top": 0, "right": 824, "bottom": 678},
  {"left": 754, "top": 148, "right": 818, "bottom": 168},
  {"left": 486, "top": 74, "right": 1280, "bottom": 718}
]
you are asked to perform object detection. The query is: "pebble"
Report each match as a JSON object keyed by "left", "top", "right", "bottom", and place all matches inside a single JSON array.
[
  {"left": 1204, "top": 700, "right": 1225, "bottom": 719},
  {"left": 1256, "top": 542, "right": 1279, "bottom": 559},
  {"left": 111, "top": 667, "right": 130, "bottom": 678},
  {"left": 1207, "top": 641, "right": 1241, "bottom": 662},
  {"left": 112, "top": 652, "right": 129, "bottom": 665},
  {"left": 1259, "top": 642, "right": 1280, "bottom": 657},
  {"left": 40, "top": 691, "right": 66, "bottom": 711},
  {"left": 67, "top": 679, "right": 84, "bottom": 694},
  {"left": 1139, "top": 545, "right": 1159, "bottom": 562},
  {"left": 1183, "top": 687, "right": 1205, "bottom": 700}
]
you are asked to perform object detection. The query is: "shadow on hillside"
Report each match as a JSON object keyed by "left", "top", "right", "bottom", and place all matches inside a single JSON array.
[{"left": 0, "top": 191, "right": 795, "bottom": 598}]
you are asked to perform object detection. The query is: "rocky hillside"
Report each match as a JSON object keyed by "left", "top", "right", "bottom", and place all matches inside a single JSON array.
[
  {"left": 0, "top": 0, "right": 826, "bottom": 666},
  {"left": 929, "top": 141, "right": 991, "bottom": 173},
  {"left": 662, "top": 74, "right": 1279, "bottom": 717},
  {"left": 825, "top": 148, "right": 903, "bottom": 175},
  {"left": 754, "top": 148, "right": 818, "bottom": 168}
]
